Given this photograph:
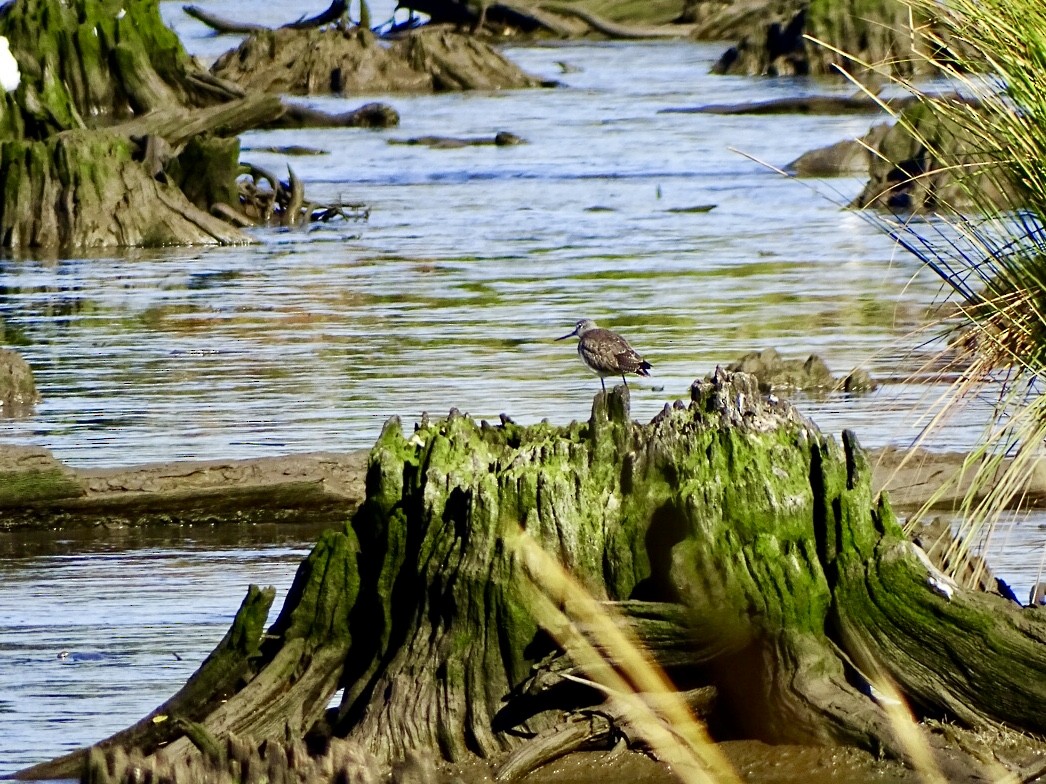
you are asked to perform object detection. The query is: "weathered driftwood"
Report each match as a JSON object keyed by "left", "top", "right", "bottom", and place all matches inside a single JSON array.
[
  {"left": 538, "top": 2, "right": 696, "bottom": 38},
  {"left": 183, "top": 4, "right": 269, "bottom": 34},
  {"left": 236, "top": 162, "right": 369, "bottom": 227},
  {"left": 283, "top": 0, "right": 351, "bottom": 30},
  {"left": 184, "top": 0, "right": 350, "bottom": 35},
  {"left": 113, "top": 93, "right": 282, "bottom": 148},
  {"left": 0, "top": 446, "right": 367, "bottom": 532},
  {"left": 398, "top": 0, "right": 686, "bottom": 36},
  {"left": 267, "top": 101, "right": 399, "bottom": 129},
  {"left": 19, "top": 371, "right": 1046, "bottom": 782},
  {"left": 669, "top": 94, "right": 914, "bottom": 116},
  {"left": 387, "top": 131, "right": 524, "bottom": 148}
]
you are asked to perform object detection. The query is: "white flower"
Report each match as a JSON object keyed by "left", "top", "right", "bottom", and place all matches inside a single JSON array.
[{"left": 0, "top": 37, "right": 20, "bottom": 93}]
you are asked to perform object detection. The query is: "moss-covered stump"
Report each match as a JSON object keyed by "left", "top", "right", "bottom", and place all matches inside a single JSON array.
[
  {"left": 0, "top": 0, "right": 228, "bottom": 136},
  {"left": 712, "top": 0, "right": 924, "bottom": 77},
  {"left": 211, "top": 26, "right": 548, "bottom": 95},
  {"left": 727, "top": 347, "right": 876, "bottom": 393},
  {"left": 0, "top": 0, "right": 296, "bottom": 247},
  {"left": 851, "top": 101, "right": 1010, "bottom": 212},
  {"left": 0, "top": 444, "right": 83, "bottom": 507},
  {"left": 19, "top": 371, "right": 1046, "bottom": 782},
  {"left": 0, "top": 132, "right": 248, "bottom": 247},
  {"left": 0, "top": 346, "right": 39, "bottom": 415}
]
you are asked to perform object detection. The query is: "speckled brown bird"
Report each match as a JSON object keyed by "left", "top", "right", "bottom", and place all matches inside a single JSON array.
[{"left": 556, "top": 319, "right": 652, "bottom": 392}]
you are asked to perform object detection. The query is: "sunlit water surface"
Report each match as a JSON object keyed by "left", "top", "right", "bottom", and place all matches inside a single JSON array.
[{"left": 2, "top": 2, "right": 1043, "bottom": 775}]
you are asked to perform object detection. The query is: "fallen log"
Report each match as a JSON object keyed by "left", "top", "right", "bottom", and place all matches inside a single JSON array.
[
  {"left": 538, "top": 2, "right": 696, "bottom": 38},
  {"left": 0, "top": 447, "right": 367, "bottom": 533},
  {"left": 18, "top": 371, "right": 1046, "bottom": 782},
  {"left": 284, "top": 0, "right": 349, "bottom": 30},
  {"left": 183, "top": 5, "right": 269, "bottom": 34},
  {"left": 266, "top": 101, "right": 399, "bottom": 129},
  {"left": 387, "top": 131, "right": 524, "bottom": 147},
  {"left": 107, "top": 93, "right": 281, "bottom": 148},
  {"left": 184, "top": 0, "right": 350, "bottom": 34}
]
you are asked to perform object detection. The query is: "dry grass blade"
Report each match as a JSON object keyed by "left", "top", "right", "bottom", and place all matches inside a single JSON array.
[
  {"left": 513, "top": 534, "right": 741, "bottom": 784},
  {"left": 807, "top": 0, "right": 1046, "bottom": 584}
]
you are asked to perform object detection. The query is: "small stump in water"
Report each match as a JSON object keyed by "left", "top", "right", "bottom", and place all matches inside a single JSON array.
[{"left": 0, "top": 347, "right": 37, "bottom": 416}]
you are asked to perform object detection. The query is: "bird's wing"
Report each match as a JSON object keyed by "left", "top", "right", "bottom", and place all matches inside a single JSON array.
[
  {"left": 578, "top": 340, "right": 620, "bottom": 375},
  {"left": 580, "top": 329, "right": 652, "bottom": 375},
  {"left": 613, "top": 347, "right": 651, "bottom": 375}
]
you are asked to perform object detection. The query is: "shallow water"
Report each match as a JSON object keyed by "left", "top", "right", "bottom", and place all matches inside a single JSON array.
[
  {"left": 0, "top": 3, "right": 1041, "bottom": 775},
  {"left": 0, "top": 523, "right": 329, "bottom": 774},
  {"left": 0, "top": 28, "right": 967, "bottom": 467}
]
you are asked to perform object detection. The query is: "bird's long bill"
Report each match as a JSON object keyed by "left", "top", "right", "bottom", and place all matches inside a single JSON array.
[{"left": 555, "top": 330, "right": 576, "bottom": 341}]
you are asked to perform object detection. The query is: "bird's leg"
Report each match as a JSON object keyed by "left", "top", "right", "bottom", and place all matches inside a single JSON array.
[
  {"left": 621, "top": 375, "right": 629, "bottom": 389},
  {"left": 600, "top": 377, "right": 606, "bottom": 393}
]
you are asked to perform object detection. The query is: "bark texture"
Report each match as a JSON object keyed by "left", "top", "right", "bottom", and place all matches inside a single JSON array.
[
  {"left": 712, "top": 0, "right": 924, "bottom": 78},
  {"left": 0, "top": 132, "right": 246, "bottom": 247},
  {"left": 0, "top": 0, "right": 275, "bottom": 247},
  {"left": 0, "top": 0, "right": 226, "bottom": 136}
]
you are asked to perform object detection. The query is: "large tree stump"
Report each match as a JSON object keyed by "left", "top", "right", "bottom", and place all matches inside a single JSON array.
[
  {"left": 712, "top": 0, "right": 926, "bottom": 77},
  {"left": 0, "top": 0, "right": 261, "bottom": 247},
  {"left": 0, "top": 131, "right": 248, "bottom": 247},
  {"left": 1, "top": 0, "right": 229, "bottom": 133},
  {"left": 18, "top": 371, "right": 1046, "bottom": 781},
  {"left": 210, "top": 26, "right": 548, "bottom": 95}
]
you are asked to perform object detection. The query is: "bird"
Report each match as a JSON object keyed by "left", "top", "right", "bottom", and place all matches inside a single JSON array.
[{"left": 556, "top": 319, "right": 652, "bottom": 392}]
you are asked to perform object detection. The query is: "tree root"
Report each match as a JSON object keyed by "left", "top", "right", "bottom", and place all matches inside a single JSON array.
[
  {"left": 80, "top": 731, "right": 380, "bottom": 784},
  {"left": 237, "top": 163, "right": 368, "bottom": 227}
]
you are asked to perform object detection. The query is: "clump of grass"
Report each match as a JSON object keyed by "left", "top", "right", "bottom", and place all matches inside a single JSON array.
[{"left": 813, "top": 0, "right": 1046, "bottom": 586}]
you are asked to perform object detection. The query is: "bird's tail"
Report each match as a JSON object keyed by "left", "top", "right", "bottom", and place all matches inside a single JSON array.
[{"left": 636, "top": 361, "right": 652, "bottom": 377}]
